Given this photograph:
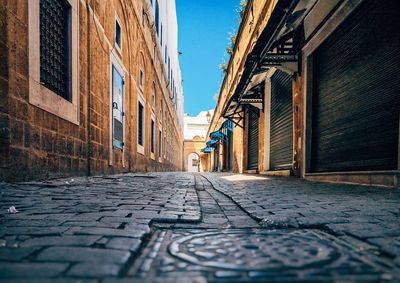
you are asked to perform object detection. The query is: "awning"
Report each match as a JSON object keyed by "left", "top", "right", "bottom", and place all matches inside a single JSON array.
[
  {"left": 221, "top": 119, "right": 234, "bottom": 132},
  {"left": 206, "top": 140, "right": 217, "bottom": 147},
  {"left": 201, "top": 147, "right": 212, "bottom": 154},
  {"left": 210, "top": 131, "right": 226, "bottom": 141},
  {"left": 229, "top": 0, "right": 296, "bottom": 105}
]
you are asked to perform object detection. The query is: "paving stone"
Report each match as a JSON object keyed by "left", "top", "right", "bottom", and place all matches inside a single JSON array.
[
  {"left": 0, "top": 279, "right": 97, "bottom": 283},
  {"left": 36, "top": 247, "right": 131, "bottom": 264},
  {"left": 0, "top": 263, "right": 68, "bottom": 278},
  {"left": 0, "top": 247, "right": 39, "bottom": 261},
  {"left": 106, "top": 237, "right": 142, "bottom": 252},
  {"left": 1, "top": 172, "right": 399, "bottom": 281},
  {"left": 20, "top": 235, "right": 101, "bottom": 247},
  {"left": 68, "top": 263, "right": 120, "bottom": 277},
  {"left": 62, "top": 221, "right": 120, "bottom": 228},
  {"left": 67, "top": 227, "right": 146, "bottom": 238},
  {"left": 3, "top": 227, "right": 69, "bottom": 238},
  {"left": 2, "top": 220, "right": 64, "bottom": 227}
]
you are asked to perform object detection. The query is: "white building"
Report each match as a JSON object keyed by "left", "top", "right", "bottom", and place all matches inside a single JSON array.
[
  {"left": 148, "top": 0, "right": 184, "bottom": 131},
  {"left": 184, "top": 110, "right": 214, "bottom": 140}
]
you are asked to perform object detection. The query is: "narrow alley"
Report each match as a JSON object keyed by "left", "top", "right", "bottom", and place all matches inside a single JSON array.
[{"left": 1, "top": 0, "right": 399, "bottom": 282}]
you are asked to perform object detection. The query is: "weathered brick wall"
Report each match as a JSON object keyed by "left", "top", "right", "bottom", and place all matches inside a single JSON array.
[
  {"left": 0, "top": 0, "right": 9, "bottom": 180},
  {"left": 0, "top": 0, "right": 183, "bottom": 181}
]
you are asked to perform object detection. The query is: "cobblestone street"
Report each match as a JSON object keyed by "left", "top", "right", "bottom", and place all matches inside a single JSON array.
[{"left": 0, "top": 173, "right": 399, "bottom": 282}]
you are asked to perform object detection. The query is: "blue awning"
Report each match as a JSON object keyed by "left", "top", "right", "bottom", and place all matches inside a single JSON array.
[
  {"left": 201, "top": 147, "right": 212, "bottom": 154},
  {"left": 210, "top": 130, "right": 226, "bottom": 140},
  {"left": 206, "top": 140, "right": 217, "bottom": 147}
]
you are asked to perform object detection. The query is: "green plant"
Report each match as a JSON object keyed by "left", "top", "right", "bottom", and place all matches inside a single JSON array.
[
  {"left": 238, "top": 0, "right": 247, "bottom": 18},
  {"left": 219, "top": 62, "right": 228, "bottom": 74}
]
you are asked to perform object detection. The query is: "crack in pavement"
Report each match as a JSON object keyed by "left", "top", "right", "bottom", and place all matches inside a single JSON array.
[{"left": 126, "top": 174, "right": 399, "bottom": 282}]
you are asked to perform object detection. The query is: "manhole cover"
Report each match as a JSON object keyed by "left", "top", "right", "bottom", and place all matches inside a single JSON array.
[
  {"left": 169, "top": 230, "right": 339, "bottom": 271},
  {"left": 130, "top": 229, "right": 396, "bottom": 282}
]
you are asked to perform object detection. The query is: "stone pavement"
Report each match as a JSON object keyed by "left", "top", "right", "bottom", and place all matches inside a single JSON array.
[
  {"left": 0, "top": 172, "right": 200, "bottom": 282},
  {"left": 0, "top": 172, "right": 399, "bottom": 282}
]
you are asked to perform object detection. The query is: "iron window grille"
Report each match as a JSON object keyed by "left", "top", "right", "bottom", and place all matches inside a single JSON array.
[{"left": 40, "top": 0, "right": 71, "bottom": 101}]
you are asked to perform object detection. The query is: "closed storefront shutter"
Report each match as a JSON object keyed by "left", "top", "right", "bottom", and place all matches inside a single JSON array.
[
  {"left": 270, "top": 70, "right": 293, "bottom": 170},
  {"left": 247, "top": 107, "right": 259, "bottom": 170},
  {"left": 311, "top": 0, "right": 400, "bottom": 172}
]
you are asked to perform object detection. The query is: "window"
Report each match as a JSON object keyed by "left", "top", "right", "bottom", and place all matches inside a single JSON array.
[
  {"left": 112, "top": 65, "right": 124, "bottom": 149},
  {"left": 158, "top": 129, "right": 162, "bottom": 160},
  {"left": 151, "top": 83, "right": 155, "bottom": 110},
  {"left": 40, "top": 0, "right": 72, "bottom": 101},
  {"left": 164, "top": 135, "right": 166, "bottom": 158},
  {"left": 29, "top": 0, "right": 79, "bottom": 124},
  {"left": 115, "top": 17, "right": 122, "bottom": 50},
  {"left": 139, "top": 68, "right": 144, "bottom": 89},
  {"left": 170, "top": 72, "right": 173, "bottom": 91},
  {"left": 155, "top": 0, "right": 159, "bottom": 36},
  {"left": 160, "top": 24, "right": 163, "bottom": 46},
  {"left": 159, "top": 101, "right": 163, "bottom": 121},
  {"left": 151, "top": 119, "right": 155, "bottom": 154},
  {"left": 138, "top": 101, "right": 144, "bottom": 146},
  {"left": 168, "top": 57, "right": 170, "bottom": 81}
]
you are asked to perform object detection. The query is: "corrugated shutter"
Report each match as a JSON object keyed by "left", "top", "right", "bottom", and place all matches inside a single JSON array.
[
  {"left": 311, "top": 0, "right": 400, "bottom": 172},
  {"left": 247, "top": 107, "right": 259, "bottom": 170},
  {"left": 270, "top": 70, "right": 293, "bottom": 170}
]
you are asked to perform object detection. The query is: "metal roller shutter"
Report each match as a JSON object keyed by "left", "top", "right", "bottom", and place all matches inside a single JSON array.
[
  {"left": 270, "top": 70, "right": 293, "bottom": 170},
  {"left": 311, "top": 0, "right": 400, "bottom": 172},
  {"left": 247, "top": 107, "right": 259, "bottom": 170}
]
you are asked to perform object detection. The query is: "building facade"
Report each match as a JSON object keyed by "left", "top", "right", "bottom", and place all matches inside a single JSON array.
[
  {"left": 183, "top": 110, "right": 213, "bottom": 172},
  {"left": 207, "top": 0, "right": 400, "bottom": 187},
  {"left": 0, "top": 0, "right": 184, "bottom": 181}
]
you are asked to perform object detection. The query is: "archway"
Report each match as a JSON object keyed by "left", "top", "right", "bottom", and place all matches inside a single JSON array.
[{"left": 187, "top": 152, "right": 200, "bottom": 172}]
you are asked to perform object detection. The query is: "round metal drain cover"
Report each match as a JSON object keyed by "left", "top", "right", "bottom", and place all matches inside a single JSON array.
[{"left": 168, "top": 230, "right": 340, "bottom": 271}]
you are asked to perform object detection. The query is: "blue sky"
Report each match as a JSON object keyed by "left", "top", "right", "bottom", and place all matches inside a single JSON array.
[{"left": 176, "top": 0, "right": 241, "bottom": 116}]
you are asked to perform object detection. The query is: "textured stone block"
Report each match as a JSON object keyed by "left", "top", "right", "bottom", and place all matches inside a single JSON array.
[
  {"left": 0, "top": 262, "right": 68, "bottom": 278},
  {"left": 0, "top": 113, "right": 10, "bottom": 141},
  {"left": 0, "top": 247, "right": 39, "bottom": 261},
  {"left": 37, "top": 247, "right": 131, "bottom": 264},
  {"left": 10, "top": 119, "right": 23, "bottom": 146},
  {"left": 106, "top": 237, "right": 142, "bottom": 252},
  {"left": 20, "top": 235, "right": 101, "bottom": 247},
  {"left": 68, "top": 263, "right": 121, "bottom": 277}
]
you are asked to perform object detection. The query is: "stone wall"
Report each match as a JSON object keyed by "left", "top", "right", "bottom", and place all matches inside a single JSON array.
[{"left": 0, "top": 0, "right": 183, "bottom": 181}]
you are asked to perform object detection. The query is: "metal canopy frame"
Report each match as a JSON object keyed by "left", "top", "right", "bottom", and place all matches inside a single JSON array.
[
  {"left": 239, "top": 81, "right": 265, "bottom": 112},
  {"left": 218, "top": 0, "right": 304, "bottom": 128},
  {"left": 255, "top": 32, "right": 299, "bottom": 75},
  {"left": 224, "top": 104, "right": 245, "bottom": 129}
]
